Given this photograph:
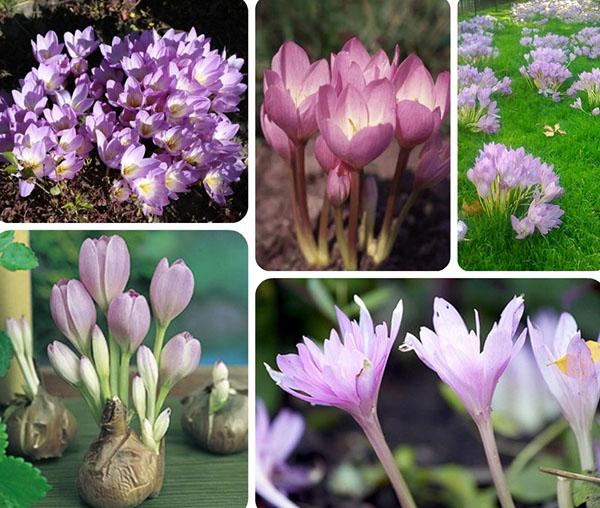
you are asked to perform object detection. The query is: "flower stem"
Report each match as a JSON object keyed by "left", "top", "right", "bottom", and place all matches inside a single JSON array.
[
  {"left": 356, "top": 413, "right": 417, "bottom": 508},
  {"left": 317, "top": 191, "right": 330, "bottom": 267},
  {"left": 287, "top": 158, "right": 318, "bottom": 265},
  {"left": 376, "top": 146, "right": 411, "bottom": 254},
  {"left": 557, "top": 477, "right": 574, "bottom": 508},
  {"left": 294, "top": 141, "right": 313, "bottom": 242},
  {"left": 476, "top": 416, "right": 516, "bottom": 508},
  {"left": 334, "top": 206, "right": 351, "bottom": 269},
  {"left": 108, "top": 334, "right": 119, "bottom": 397},
  {"left": 347, "top": 171, "right": 361, "bottom": 270},
  {"left": 575, "top": 428, "right": 595, "bottom": 471},
  {"left": 119, "top": 352, "right": 132, "bottom": 407},
  {"left": 153, "top": 323, "right": 168, "bottom": 361},
  {"left": 155, "top": 384, "right": 170, "bottom": 416}
]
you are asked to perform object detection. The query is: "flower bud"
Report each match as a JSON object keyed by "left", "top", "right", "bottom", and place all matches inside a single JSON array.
[
  {"left": 108, "top": 290, "right": 151, "bottom": 353},
  {"left": 80, "top": 356, "right": 101, "bottom": 405},
  {"left": 79, "top": 235, "right": 130, "bottom": 313},
  {"left": 91, "top": 325, "right": 109, "bottom": 382},
  {"left": 50, "top": 279, "right": 96, "bottom": 354},
  {"left": 150, "top": 258, "right": 194, "bottom": 327},
  {"left": 326, "top": 164, "right": 351, "bottom": 207},
  {"left": 141, "top": 418, "right": 157, "bottom": 451},
  {"left": 153, "top": 408, "right": 171, "bottom": 442},
  {"left": 132, "top": 375, "right": 146, "bottom": 421},
  {"left": 159, "top": 332, "right": 201, "bottom": 388},
  {"left": 48, "top": 341, "right": 81, "bottom": 386},
  {"left": 212, "top": 361, "right": 228, "bottom": 384},
  {"left": 5, "top": 317, "right": 27, "bottom": 356},
  {"left": 137, "top": 345, "right": 158, "bottom": 396},
  {"left": 414, "top": 133, "right": 450, "bottom": 191}
]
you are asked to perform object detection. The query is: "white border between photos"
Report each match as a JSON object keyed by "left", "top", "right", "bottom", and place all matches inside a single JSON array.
[{"left": 1, "top": 1, "right": 598, "bottom": 507}]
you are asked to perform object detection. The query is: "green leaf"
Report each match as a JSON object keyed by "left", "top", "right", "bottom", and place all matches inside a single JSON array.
[
  {"left": 3, "top": 165, "right": 18, "bottom": 175},
  {"left": 509, "top": 454, "right": 563, "bottom": 503},
  {"left": 573, "top": 478, "right": 600, "bottom": 507},
  {"left": 427, "top": 464, "right": 496, "bottom": 508},
  {"left": 2, "top": 152, "right": 17, "bottom": 166},
  {"left": 0, "top": 243, "right": 38, "bottom": 271},
  {"left": 0, "top": 418, "right": 8, "bottom": 455},
  {"left": 0, "top": 456, "right": 50, "bottom": 507},
  {"left": 49, "top": 185, "right": 61, "bottom": 196},
  {"left": 0, "top": 331, "right": 13, "bottom": 377},
  {"left": 0, "top": 231, "right": 14, "bottom": 252}
]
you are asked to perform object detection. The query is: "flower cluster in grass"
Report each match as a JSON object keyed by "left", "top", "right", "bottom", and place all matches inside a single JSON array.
[
  {"left": 458, "top": 65, "right": 512, "bottom": 134},
  {"left": 0, "top": 27, "right": 246, "bottom": 216},
  {"left": 568, "top": 68, "right": 600, "bottom": 115},
  {"left": 260, "top": 38, "right": 449, "bottom": 270},
  {"left": 467, "top": 143, "right": 564, "bottom": 240},
  {"left": 458, "top": 16, "right": 501, "bottom": 65},
  {"left": 512, "top": 0, "right": 600, "bottom": 24},
  {"left": 571, "top": 26, "right": 600, "bottom": 58},
  {"left": 261, "top": 293, "right": 600, "bottom": 508},
  {"left": 47, "top": 234, "right": 200, "bottom": 453}
]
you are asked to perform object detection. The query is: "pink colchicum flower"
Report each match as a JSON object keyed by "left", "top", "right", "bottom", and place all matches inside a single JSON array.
[
  {"left": 150, "top": 258, "right": 194, "bottom": 328},
  {"left": 256, "top": 400, "right": 322, "bottom": 508},
  {"left": 263, "top": 41, "right": 330, "bottom": 143},
  {"left": 159, "top": 332, "right": 201, "bottom": 388},
  {"left": 50, "top": 279, "right": 97, "bottom": 355},
  {"left": 260, "top": 105, "right": 293, "bottom": 163},
  {"left": 529, "top": 312, "right": 600, "bottom": 471},
  {"left": 79, "top": 235, "right": 131, "bottom": 313},
  {"left": 403, "top": 296, "right": 525, "bottom": 508},
  {"left": 316, "top": 80, "right": 395, "bottom": 169},
  {"left": 266, "top": 296, "right": 416, "bottom": 508},
  {"left": 393, "top": 55, "right": 450, "bottom": 148},
  {"left": 413, "top": 133, "right": 450, "bottom": 191},
  {"left": 403, "top": 296, "right": 526, "bottom": 421},
  {"left": 107, "top": 290, "right": 151, "bottom": 354}
]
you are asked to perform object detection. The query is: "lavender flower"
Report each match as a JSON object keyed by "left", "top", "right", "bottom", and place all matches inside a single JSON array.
[
  {"left": 467, "top": 143, "right": 564, "bottom": 239},
  {"left": 567, "top": 68, "right": 600, "bottom": 111}
]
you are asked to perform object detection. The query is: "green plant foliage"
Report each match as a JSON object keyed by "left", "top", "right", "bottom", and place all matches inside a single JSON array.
[
  {"left": 0, "top": 232, "right": 38, "bottom": 271},
  {"left": 508, "top": 454, "right": 564, "bottom": 503},
  {"left": 0, "top": 331, "right": 13, "bottom": 377},
  {"left": 427, "top": 465, "right": 496, "bottom": 508},
  {"left": 0, "top": 419, "right": 50, "bottom": 507},
  {"left": 573, "top": 478, "right": 600, "bottom": 508}
]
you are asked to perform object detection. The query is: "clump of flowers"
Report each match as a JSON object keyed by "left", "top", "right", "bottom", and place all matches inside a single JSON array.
[
  {"left": 47, "top": 234, "right": 201, "bottom": 507},
  {"left": 572, "top": 27, "right": 600, "bottom": 59},
  {"left": 261, "top": 38, "right": 449, "bottom": 270},
  {"left": 467, "top": 143, "right": 564, "bottom": 240},
  {"left": 458, "top": 16, "right": 500, "bottom": 66},
  {"left": 512, "top": 0, "right": 600, "bottom": 24},
  {"left": 521, "top": 30, "right": 571, "bottom": 50},
  {"left": 567, "top": 68, "right": 600, "bottom": 115},
  {"left": 458, "top": 65, "right": 512, "bottom": 133},
  {"left": 0, "top": 27, "right": 246, "bottom": 217}
]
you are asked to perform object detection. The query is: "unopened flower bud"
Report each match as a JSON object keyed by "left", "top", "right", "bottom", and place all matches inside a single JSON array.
[
  {"left": 159, "top": 332, "right": 201, "bottom": 388},
  {"left": 91, "top": 325, "right": 109, "bottom": 381},
  {"left": 48, "top": 341, "right": 80, "bottom": 386},
  {"left": 50, "top": 279, "right": 96, "bottom": 354},
  {"left": 137, "top": 345, "right": 158, "bottom": 396},
  {"left": 141, "top": 418, "right": 157, "bottom": 451},
  {"left": 132, "top": 375, "right": 146, "bottom": 421},
  {"left": 5, "top": 317, "right": 27, "bottom": 356},
  {"left": 108, "top": 290, "right": 151, "bottom": 353},
  {"left": 212, "top": 360, "right": 228, "bottom": 384},
  {"left": 326, "top": 164, "right": 351, "bottom": 207},
  {"left": 150, "top": 258, "right": 194, "bottom": 328},
  {"left": 80, "top": 356, "right": 101, "bottom": 406},
  {"left": 153, "top": 408, "right": 171, "bottom": 442}
]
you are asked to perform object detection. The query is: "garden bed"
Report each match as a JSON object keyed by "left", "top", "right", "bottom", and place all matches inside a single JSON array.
[{"left": 0, "top": 0, "right": 248, "bottom": 223}]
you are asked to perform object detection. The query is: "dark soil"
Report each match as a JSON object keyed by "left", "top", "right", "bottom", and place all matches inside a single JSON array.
[
  {"left": 0, "top": 0, "right": 248, "bottom": 223},
  {"left": 256, "top": 140, "right": 450, "bottom": 271}
]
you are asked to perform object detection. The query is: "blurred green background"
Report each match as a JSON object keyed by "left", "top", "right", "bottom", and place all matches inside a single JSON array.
[
  {"left": 256, "top": 0, "right": 450, "bottom": 136},
  {"left": 30, "top": 230, "right": 247, "bottom": 366},
  {"left": 257, "top": 278, "right": 600, "bottom": 410}
]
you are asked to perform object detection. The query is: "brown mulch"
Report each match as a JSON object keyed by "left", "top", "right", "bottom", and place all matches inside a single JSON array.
[{"left": 256, "top": 140, "right": 450, "bottom": 271}]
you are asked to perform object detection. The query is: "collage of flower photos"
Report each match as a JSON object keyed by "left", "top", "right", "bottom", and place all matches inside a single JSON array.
[{"left": 0, "top": 0, "right": 597, "bottom": 508}]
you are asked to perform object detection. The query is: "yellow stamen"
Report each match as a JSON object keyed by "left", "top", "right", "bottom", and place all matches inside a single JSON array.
[
  {"left": 552, "top": 340, "right": 600, "bottom": 374},
  {"left": 348, "top": 117, "right": 359, "bottom": 136}
]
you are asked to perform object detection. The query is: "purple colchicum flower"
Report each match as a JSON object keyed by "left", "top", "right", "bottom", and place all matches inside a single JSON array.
[
  {"left": 467, "top": 143, "right": 564, "bottom": 239},
  {"left": 0, "top": 27, "right": 247, "bottom": 216},
  {"left": 256, "top": 400, "right": 322, "bottom": 508},
  {"left": 512, "top": 0, "right": 600, "bottom": 24},
  {"left": 458, "top": 16, "right": 501, "bottom": 65},
  {"left": 529, "top": 312, "right": 600, "bottom": 470},
  {"left": 266, "top": 297, "right": 417, "bottom": 508},
  {"left": 403, "top": 296, "right": 526, "bottom": 508},
  {"left": 567, "top": 68, "right": 600, "bottom": 112}
]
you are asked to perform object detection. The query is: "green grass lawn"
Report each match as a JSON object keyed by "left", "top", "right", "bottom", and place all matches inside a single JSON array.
[{"left": 458, "top": 7, "right": 600, "bottom": 271}]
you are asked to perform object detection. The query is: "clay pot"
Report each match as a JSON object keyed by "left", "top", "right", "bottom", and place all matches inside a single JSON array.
[
  {"left": 181, "top": 381, "right": 248, "bottom": 454},
  {"left": 77, "top": 399, "right": 165, "bottom": 508},
  {"left": 4, "top": 388, "right": 77, "bottom": 460}
]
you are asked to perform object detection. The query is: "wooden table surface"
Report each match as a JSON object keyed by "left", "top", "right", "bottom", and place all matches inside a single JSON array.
[{"left": 34, "top": 367, "right": 248, "bottom": 508}]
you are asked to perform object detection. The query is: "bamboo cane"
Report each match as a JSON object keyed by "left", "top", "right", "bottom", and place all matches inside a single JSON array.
[{"left": 0, "top": 231, "right": 33, "bottom": 405}]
